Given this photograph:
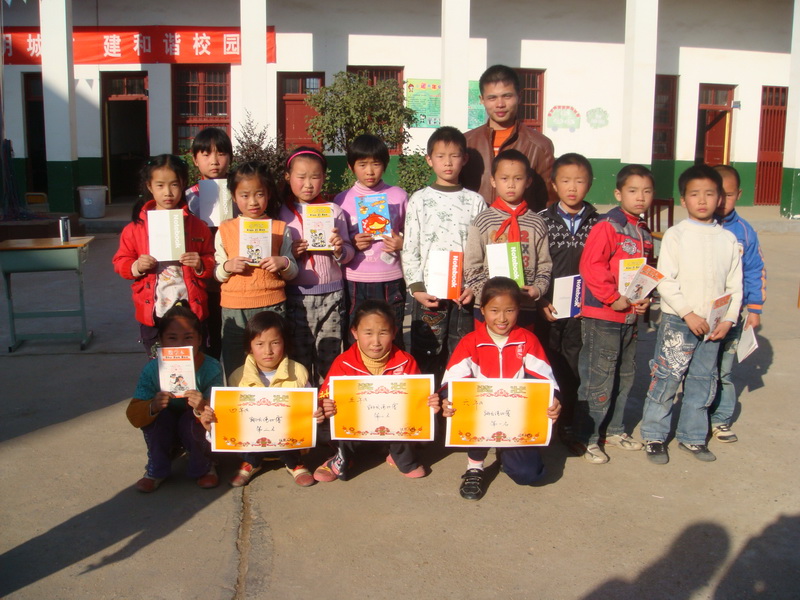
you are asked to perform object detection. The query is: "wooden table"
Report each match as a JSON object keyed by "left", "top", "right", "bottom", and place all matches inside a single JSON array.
[{"left": 0, "top": 236, "right": 94, "bottom": 351}]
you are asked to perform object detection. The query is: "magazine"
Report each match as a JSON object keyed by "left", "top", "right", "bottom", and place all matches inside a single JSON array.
[
  {"left": 624, "top": 264, "right": 664, "bottom": 302},
  {"left": 705, "top": 294, "right": 733, "bottom": 341},
  {"left": 355, "top": 193, "right": 392, "bottom": 240}
]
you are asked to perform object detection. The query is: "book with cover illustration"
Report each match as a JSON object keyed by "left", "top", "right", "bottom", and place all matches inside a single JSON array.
[
  {"left": 147, "top": 209, "right": 185, "bottom": 261},
  {"left": 158, "top": 346, "right": 196, "bottom": 400},
  {"left": 355, "top": 193, "right": 392, "bottom": 240},
  {"left": 487, "top": 242, "right": 525, "bottom": 287},
  {"left": 303, "top": 203, "right": 336, "bottom": 251},
  {"left": 196, "top": 179, "right": 234, "bottom": 227},
  {"left": 552, "top": 275, "right": 582, "bottom": 319},
  {"left": 426, "top": 250, "right": 463, "bottom": 300},
  {"left": 239, "top": 218, "right": 272, "bottom": 265},
  {"left": 624, "top": 264, "right": 664, "bottom": 303},
  {"left": 705, "top": 293, "right": 733, "bottom": 341},
  {"left": 618, "top": 257, "right": 646, "bottom": 295}
]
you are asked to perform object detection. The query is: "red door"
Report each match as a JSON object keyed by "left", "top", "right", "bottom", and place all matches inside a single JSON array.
[
  {"left": 278, "top": 73, "right": 324, "bottom": 149},
  {"left": 755, "top": 86, "right": 788, "bottom": 206},
  {"left": 695, "top": 84, "right": 734, "bottom": 165}
]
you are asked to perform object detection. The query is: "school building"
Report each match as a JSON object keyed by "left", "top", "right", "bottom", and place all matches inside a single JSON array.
[{"left": 2, "top": 0, "right": 800, "bottom": 218}]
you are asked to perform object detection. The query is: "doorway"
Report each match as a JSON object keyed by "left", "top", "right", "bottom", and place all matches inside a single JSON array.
[
  {"left": 102, "top": 73, "right": 149, "bottom": 201},
  {"left": 754, "top": 86, "right": 787, "bottom": 206},
  {"left": 23, "top": 73, "right": 48, "bottom": 193},
  {"left": 695, "top": 84, "right": 734, "bottom": 165},
  {"left": 278, "top": 72, "right": 324, "bottom": 148}
]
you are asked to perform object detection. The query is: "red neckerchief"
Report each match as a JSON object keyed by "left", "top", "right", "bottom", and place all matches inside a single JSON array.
[
  {"left": 491, "top": 198, "right": 528, "bottom": 242},
  {"left": 290, "top": 197, "right": 327, "bottom": 274}
]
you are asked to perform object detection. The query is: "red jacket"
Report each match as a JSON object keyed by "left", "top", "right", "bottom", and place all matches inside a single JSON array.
[
  {"left": 112, "top": 200, "right": 215, "bottom": 326},
  {"left": 579, "top": 206, "right": 652, "bottom": 324}
]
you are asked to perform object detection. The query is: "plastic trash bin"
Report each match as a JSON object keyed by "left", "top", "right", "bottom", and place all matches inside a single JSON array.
[{"left": 77, "top": 185, "right": 108, "bottom": 219}]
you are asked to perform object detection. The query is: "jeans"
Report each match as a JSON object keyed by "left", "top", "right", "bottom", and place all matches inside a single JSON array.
[
  {"left": 640, "top": 314, "right": 720, "bottom": 445},
  {"left": 709, "top": 316, "right": 743, "bottom": 427},
  {"left": 575, "top": 318, "right": 637, "bottom": 445}
]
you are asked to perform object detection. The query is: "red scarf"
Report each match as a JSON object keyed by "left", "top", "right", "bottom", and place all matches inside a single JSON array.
[
  {"left": 289, "top": 197, "right": 328, "bottom": 274},
  {"left": 491, "top": 198, "right": 528, "bottom": 242}
]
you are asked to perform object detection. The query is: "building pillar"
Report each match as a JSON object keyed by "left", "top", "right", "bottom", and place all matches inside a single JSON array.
[
  {"left": 620, "top": 0, "right": 658, "bottom": 165},
  {"left": 440, "top": 0, "right": 470, "bottom": 132},
  {"left": 781, "top": 0, "right": 800, "bottom": 218},
  {"left": 239, "top": 0, "right": 271, "bottom": 140},
  {"left": 40, "top": 0, "right": 79, "bottom": 212}
]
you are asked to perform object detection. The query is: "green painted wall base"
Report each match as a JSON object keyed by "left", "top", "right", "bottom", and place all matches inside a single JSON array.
[
  {"left": 781, "top": 166, "right": 800, "bottom": 219},
  {"left": 11, "top": 157, "right": 105, "bottom": 213}
]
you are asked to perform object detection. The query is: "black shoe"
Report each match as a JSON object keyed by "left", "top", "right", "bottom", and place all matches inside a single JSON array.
[
  {"left": 678, "top": 442, "right": 716, "bottom": 462},
  {"left": 459, "top": 468, "right": 485, "bottom": 500},
  {"left": 645, "top": 441, "right": 669, "bottom": 465}
]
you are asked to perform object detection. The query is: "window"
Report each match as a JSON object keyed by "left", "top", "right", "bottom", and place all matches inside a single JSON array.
[
  {"left": 517, "top": 69, "right": 545, "bottom": 131},
  {"left": 347, "top": 65, "right": 403, "bottom": 86},
  {"left": 652, "top": 75, "right": 678, "bottom": 160},
  {"left": 172, "top": 65, "right": 231, "bottom": 153}
]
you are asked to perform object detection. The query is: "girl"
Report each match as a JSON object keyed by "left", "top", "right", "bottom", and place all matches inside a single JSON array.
[
  {"left": 215, "top": 161, "right": 298, "bottom": 378},
  {"left": 113, "top": 154, "right": 215, "bottom": 357},
  {"left": 316, "top": 300, "right": 441, "bottom": 482},
  {"left": 278, "top": 147, "right": 355, "bottom": 383},
  {"left": 442, "top": 277, "right": 561, "bottom": 501},
  {"left": 126, "top": 303, "right": 224, "bottom": 493}
]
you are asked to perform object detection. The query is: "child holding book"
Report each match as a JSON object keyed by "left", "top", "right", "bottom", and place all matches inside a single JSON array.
[
  {"left": 640, "top": 165, "right": 742, "bottom": 464},
  {"left": 278, "top": 147, "right": 355, "bottom": 383},
  {"left": 442, "top": 277, "right": 561, "bottom": 500},
  {"left": 215, "top": 161, "right": 298, "bottom": 378},
  {"left": 112, "top": 155, "right": 215, "bottom": 358},
  {"left": 126, "top": 303, "right": 224, "bottom": 492},
  {"left": 335, "top": 134, "right": 408, "bottom": 347},
  {"left": 464, "top": 148, "right": 552, "bottom": 326},
  {"left": 402, "top": 126, "right": 486, "bottom": 383},
  {"left": 575, "top": 164, "right": 654, "bottom": 464},
  {"left": 536, "top": 153, "right": 599, "bottom": 451},
  {"left": 316, "top": 300, "right": 441, "bottom": 481}
]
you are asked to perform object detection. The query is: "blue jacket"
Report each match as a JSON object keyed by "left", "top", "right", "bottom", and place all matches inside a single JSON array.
[{"left": 718, "top": 210, "right": 766, "bottom": 314}]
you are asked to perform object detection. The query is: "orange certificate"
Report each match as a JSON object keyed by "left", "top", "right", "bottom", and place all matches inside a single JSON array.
[
  {"left": 329, "top": 375, "right": 434, "bottom": 441},
  {"left": 445, "top": 379, "right": 554, "bottom": 447},
  {"left": 210, "top": 387, "right": 317, "bottom": 452}
]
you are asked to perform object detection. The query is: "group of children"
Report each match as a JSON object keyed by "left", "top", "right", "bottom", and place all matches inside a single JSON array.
[{"left": 115, "top": 113, "right": 764, "bottom": 500}]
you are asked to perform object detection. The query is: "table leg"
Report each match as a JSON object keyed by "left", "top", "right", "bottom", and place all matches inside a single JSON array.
[{"left": 4, "top": 272, "right": 20, "bottom": 352}]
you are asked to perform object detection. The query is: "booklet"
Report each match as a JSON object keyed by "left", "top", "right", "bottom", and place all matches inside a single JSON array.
[
  {"left": 426, "top": 250, "right": 463, "bottom": 300},
  {"left": 239, "top": 218, "right": 272, "bottom": 265},
  {"left": 487, "top": 242, "right": 525, "bottom": 287},
  {"left": 147, "top": 209, "right": 185, "bottom": 261},
  {"left": 303, "top": 203, "right": 336, "bottom": 251},
  {"left": 552, "top": 275, "right": 582, "bottom": 319},
  {"left": 157, "top": 346, "right": 196, "bottom": 400},
  {"left": 355, "top": 193, "right": 392, "bottom": 240},
  {"left": 625, "top": 264, "right": 664, "bottom": 303},
  {"left": 196, "top": 179, "right": 234, "bottom": 227},
  {"left": 618, "top": 257, "right": 646, "bottom": 296},
  {"left": 705, "top": 293, "right": 733, "bottom": 341},
  {"left": 736, "top": 325, "right": 758, "bottom": 362}
]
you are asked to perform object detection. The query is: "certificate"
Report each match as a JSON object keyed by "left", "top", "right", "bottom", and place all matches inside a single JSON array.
[
  {"left": 210, "top": 387, "right": 317, "bottom": 452},
  {"left": 329, "top": 375, "right": 435, "bottom": 441},
  {"left": 445, "top": 379, "right": 554, "bottom": 447}
]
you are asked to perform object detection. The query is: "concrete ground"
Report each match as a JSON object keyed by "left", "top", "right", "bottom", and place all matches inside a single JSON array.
[{"left": 0, "top": 208, "right": 798, "bottom": 599}]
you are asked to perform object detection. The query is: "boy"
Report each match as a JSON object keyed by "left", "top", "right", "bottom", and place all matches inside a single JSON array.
[
  {"left": 464, "top": 149, "right": 552, "bottom": 323},
  {"left": 536, "top": 153, "right": 599, "bottom": 451},
  {"left": 185, "top": 127, "right": 233, "bottom": 360},
  {"left": 576, "top": 164, "right": 655, "bottom": 464},
  {"left": 334, "top": 134, "right": 407, "bottom": 347},
  {"left": 708, "top": 164, "right": 766, "bottom": 443},
  {"left": 641, "top": 164, "right": 742, "bottom": 464},
  {"left": 403, "top": 126, "right": 486, "bottom": 382}
]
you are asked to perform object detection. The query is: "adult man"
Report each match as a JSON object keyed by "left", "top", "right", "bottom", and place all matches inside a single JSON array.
[{"left": 462, "top": 65, "right": 557, "bottom": 211}]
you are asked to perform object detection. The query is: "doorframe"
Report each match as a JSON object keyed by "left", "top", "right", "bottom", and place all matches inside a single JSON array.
[{"left": 695, "top": 83, "right": 735, "bottom": 165}]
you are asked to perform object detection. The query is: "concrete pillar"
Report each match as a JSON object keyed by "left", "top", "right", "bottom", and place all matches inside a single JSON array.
[
  {"left": 440, "top": 0, "right": 470, "bottom": 132},
  {"left": 620, "top": 0, "right": 658, "bottom": 165},
  {"left": 40, "top": 0, "right": 79, "bottom": 212},
  {"left": 781, "top": 0, "right": 800, "bottom": 218},
  {"left": 239, "top": 0, "right": 271, "bottom": 141}
]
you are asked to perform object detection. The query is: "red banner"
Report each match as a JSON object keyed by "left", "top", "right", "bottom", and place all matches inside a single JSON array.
[{"left": 3, "top": 26, "right": 276, "bottom": 65}]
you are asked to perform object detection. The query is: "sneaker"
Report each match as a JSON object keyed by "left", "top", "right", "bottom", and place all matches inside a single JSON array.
[
  {"left": 230, "top": 462, "right": 262, "bottom": 487},
  {"left": 287, "top": 465, "right": 316, "bottom": 487},
  {"left": 583, "top": 443, "right": 609, "bottom": 464},
  {"left": 711, "top": 424, "right": 738, "bottom": 443},
  {"left": 678, "top": 442, "right": 717, "bottom": 462},
  {"left": 386, "top": 454, "right": 427, "bottom": 478},
  {"left": 459, "top": 468, "right": 485, "bottom": 500},
  {"left": 197, "top": 465, "right": 220, "bottom": 488},
  {"left": 134, "top": 475, "right": 165, "bottom": 493},
  {"left": 313, "top": 452, "right": 349, "bottom": 482},
  {"left": 603, "top": 433, "right": 644, "bottom": 451},
  {"left": 645, "top": 441, "right": 669, "bottom": 465}
]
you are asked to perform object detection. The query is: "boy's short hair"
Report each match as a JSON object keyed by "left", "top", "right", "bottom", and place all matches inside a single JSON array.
[
  {"left": 479, "top": 65, "right": 520, "bottom": 95},
  {"left": 678, "top": 164, "right": 723, "bottom": 197},
  {"left": 426, "top": 126, "right": 467, "bottom": 156},
  {"left": 191, "top": 127, "right": 233, "bottom": 157},
  {"left": 616, "top": 164, "right": 655, "bottom": 191},
  {"left": 347, "top": 134, "right": 390, "bottom": 169},
  {"left": 492, "top": 149, "right": 530, "bottom": 176},
  {"left": 713, "top": 164, "right": 741, "bottom": 188},
  {"left": 551, "top": 152, "right": 594, "bottom": 184}
]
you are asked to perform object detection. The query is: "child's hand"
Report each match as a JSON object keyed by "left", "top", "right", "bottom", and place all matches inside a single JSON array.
[
  {"left": 259, "top": 256, "right": 289, "bottom": 273},
  {"left": 180, "top": 252, "right": 202, "bottom": 271},
  {"left": 442, "top": 398, "right": 455, "bottom": 418},
  {"left": 329, "top": 228, "right": 344, "bottom": 259},
  {"left": 539, "top": 302, "right": 559, "bottom": 322},
  {"left": 707, "top": 319, "right": 734, "bottom": 342},
  {"left": 547, "top": 397, "right": 562, "bottom": 421},
  {"left": 313, "top": 406, "right": 325, "bottom": 424},
  {"left": 353, "top": 232, "right": 373, "bottom": 251},
  {"left": 225, "top": 257, "right": 249, "bottom": 274},
  {"left": 381, "top": 232, "right": 403, "bottom": 253},
  {"left": 457, "top": 288, "right": 474, "bottom": 306},
  {"left": 200, "top": 405, "right": 217, "bottom": 432},
  {"left": 412, "top": 291, "right": 440, "bottom": 309},
  {"left": 150, "top": 391, "right": 172, "bottom": 414},
  {"left": 322, "top": 398, "right": 336, "bottom": 418},
  {"left": 632, "top": 297, "right": 651, "bottom": 315},
  {"left": 137, "top": 254, "right": 157, "bottom": 273},
  {"left": 292, "top": 239, "right": 309, "bottom": 257},
  {"left": 684, "top": 312, "right": 710, "bottom": 337},
  {"left": 185, "top": 390, "right": 205, "bottom": 411},
  {"left": 610, "top": 296, "right": 631, "bottom": 311},
  {"left": 427, "top": 393, "right": 441, "bottom": 414},
  {"left": 745, "top": 312, "right": 761, "bottom": 330},
  {"left": 521, "top": 285, "right": 540, "bottom": 300}
]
